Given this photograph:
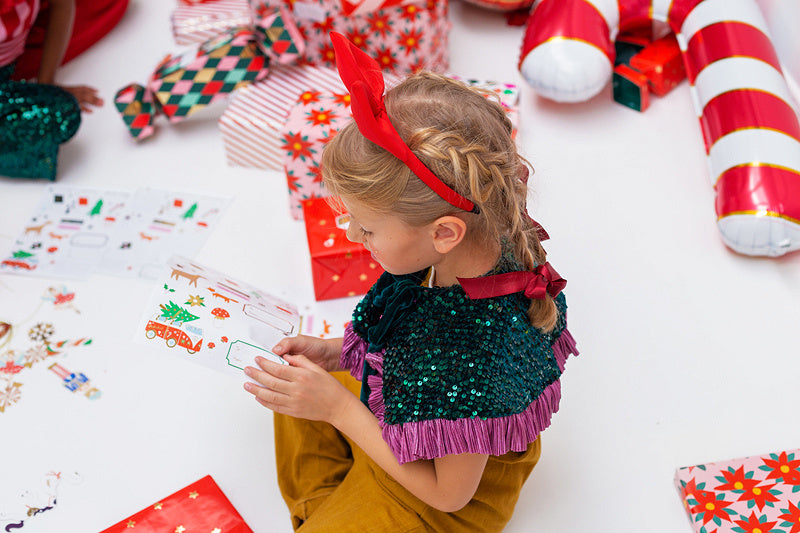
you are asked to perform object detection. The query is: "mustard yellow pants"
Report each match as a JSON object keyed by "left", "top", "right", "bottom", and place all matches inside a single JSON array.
[{"left": 273, "top": 372, "right": 541, "bottom": 532}]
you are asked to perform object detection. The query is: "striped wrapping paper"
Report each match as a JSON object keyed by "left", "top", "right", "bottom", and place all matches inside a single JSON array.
[
  {"left": 171, "top": 0, "right": 253, "bottom": 46},
  {"left": 218, "top": 64, "right": 346, "bottom": 170}
]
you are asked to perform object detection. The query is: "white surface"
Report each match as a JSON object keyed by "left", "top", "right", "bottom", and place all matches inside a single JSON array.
[{"left": 1, "top": 1, "right": 800, "bottom": 531}]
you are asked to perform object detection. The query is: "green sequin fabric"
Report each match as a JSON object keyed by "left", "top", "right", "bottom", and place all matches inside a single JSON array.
[
  {"left": 351, "top": 253, "right": 568, "bottom": 426},
  {"left": 0, "top": 63, "right": 81, "bottom": 180}
]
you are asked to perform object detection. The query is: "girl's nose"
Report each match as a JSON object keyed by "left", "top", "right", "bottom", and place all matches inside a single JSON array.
[{"left": 345, "top": 222, "right": 361, "bottom": 244}]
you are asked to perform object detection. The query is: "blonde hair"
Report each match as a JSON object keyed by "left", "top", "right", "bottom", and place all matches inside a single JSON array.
[{"left": 321, "top": 72, "right": 558, "bottom": 331}]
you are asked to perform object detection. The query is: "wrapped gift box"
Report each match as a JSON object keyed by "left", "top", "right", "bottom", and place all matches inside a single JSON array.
[
  {"left": 219, "top": 64, "right": 347, "bottom": 169},
  {"left": 100, "top": 475, "right": 253, "bottom": 532},
  {"left": 171, "top": 0, "right": 252, "bottom": 46},
  {"left": 675, "top": 448, "right": 800, "bottom": 533},
  {"left": 279, "top": 0, "right": 450, "bottom": 76},
  {"left": 613, "top": 63, "right": 650, "bottom": 112},
  {"left": 629, "top": 33, "right": 685, "bottom": 96},
  {"left": 150, "top": 27, "right": 270, "bottom": 122},
  {"left": 281, "top": 90, "right": 353, "bottom": 218},
  {"left": 302, "top": 196, "right": 383, "bottom": 300}
]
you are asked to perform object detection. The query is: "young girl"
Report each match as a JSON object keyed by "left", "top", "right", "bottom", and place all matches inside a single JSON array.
[{"left": 243, "top": 32, "right": 578, "bottom": 532}]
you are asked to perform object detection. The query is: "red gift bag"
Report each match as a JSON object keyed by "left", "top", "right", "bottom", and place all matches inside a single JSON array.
[{"left": 100, "top": 475, "right": 253, "bottom": 532}]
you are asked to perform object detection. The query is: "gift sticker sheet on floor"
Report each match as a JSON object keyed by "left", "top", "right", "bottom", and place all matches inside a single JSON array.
[{"left": 1, "top": 1, "right": 800, "bottom": 532}]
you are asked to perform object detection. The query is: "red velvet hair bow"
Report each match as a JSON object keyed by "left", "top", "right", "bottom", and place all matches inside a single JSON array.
[
  {"left": 458, "top": 262, "right": 566, "bottom": 300},
  {"left": 329, "top": 31, "right": 478, "bottom": 214}
]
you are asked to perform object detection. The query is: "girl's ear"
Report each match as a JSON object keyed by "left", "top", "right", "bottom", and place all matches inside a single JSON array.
[{"left": 431, "top": 216, "right": 467, "bottom": 253}]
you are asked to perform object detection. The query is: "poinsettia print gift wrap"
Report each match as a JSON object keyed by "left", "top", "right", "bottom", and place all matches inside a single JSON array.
[
  {"left": 675, "top": 448, "right": 800, "bottom": 533},
  {"left": 281, "top": 0, "right": 450, "bottom": 75},
  {"left": 281, "top": 90, "right": 352, "bottom": 218}
]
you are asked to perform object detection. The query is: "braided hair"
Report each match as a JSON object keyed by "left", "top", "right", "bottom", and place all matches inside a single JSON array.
[{"left": 322, "top": 72, "right": 558, "bottom": 331}]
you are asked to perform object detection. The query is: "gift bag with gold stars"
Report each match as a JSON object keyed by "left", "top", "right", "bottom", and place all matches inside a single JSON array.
[
  {"left": 99, "top": 475, "right": 253, "bottom": 532},
  {"left": 302, "top": 196, "right": 384, "bottom": 301}
]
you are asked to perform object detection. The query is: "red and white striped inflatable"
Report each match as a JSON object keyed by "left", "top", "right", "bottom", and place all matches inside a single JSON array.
[{"left": 519, "top": 0, "right": 800, "bottom": 257}]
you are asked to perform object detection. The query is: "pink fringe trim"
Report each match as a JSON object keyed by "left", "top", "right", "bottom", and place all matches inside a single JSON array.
[
  {"left": 340, "top": 323, "right": 579, "bottom": 464},
  {"left": 382, "top": 379, "right": 562, "bottom": 464},
  {"left": 341, "top": 324, "right": 368, "bottom": 380},
  {"left": 552, "top": 326, "right": 579, "bottom": 372}
]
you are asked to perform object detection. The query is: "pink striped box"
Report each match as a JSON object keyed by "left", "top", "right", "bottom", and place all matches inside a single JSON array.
[
  {"left": 218, "top": 64, "right": 346, "bottom": 170},
  {"left": 171, "top": 0, "right": 253, "bottom": 46}
]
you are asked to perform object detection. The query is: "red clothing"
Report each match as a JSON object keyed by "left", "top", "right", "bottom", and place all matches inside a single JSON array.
[
  {"left": 0, "top": 0, "right": 40, "bottom": 67},
  {"left": 4, "top": 0, "right": 129, "bottom": 80}
]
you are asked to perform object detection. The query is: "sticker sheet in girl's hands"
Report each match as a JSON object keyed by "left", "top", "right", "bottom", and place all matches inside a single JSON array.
[
  {"left": 136, "top": 257, "right": 300, "bottom": 380},
  {"left": 0, "top": 186, "right": 227, "bottom": 279}
]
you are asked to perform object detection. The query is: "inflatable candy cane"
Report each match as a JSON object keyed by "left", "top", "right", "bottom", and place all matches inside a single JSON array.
[{"left": 519, "top": 0, "right": 800, "bottom": 257}]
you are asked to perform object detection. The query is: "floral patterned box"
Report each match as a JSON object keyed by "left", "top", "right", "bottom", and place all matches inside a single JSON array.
[
  {"left": 278, "top": 0, "right": 450, "bottom": 76},
  {"left": 281, "top": 89, "right": 352, "bottom": 218},
  {"left": 675, "top": 448, "right": 800, "bottom": 533}
]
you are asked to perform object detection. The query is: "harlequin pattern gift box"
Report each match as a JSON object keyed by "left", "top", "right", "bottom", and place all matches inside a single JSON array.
[
  {"left": 675, "top": 448, "right": 800, "bottom": 533},
  {"left": 278, "top": 0, "right": 450, "bottom": 76},
  {"left": 302, "top": 196, "right": 383, "bottom": 300},
  {"left": 100, "top": 475, "right": 253, "bottom": 532},
  {"left": 150, "top": 27, "right": 270, "bottom": 122}
]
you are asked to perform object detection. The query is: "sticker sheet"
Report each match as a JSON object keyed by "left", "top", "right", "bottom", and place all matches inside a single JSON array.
[
  {"left": 0, "top": 185, "right": 131, "bottom": 279},
  {"left": 136, "top": 257, "right": 300, "bottom": 380},
  {"left": 97, "top": 188, "right": 228, "bottom": 278},
  {"left": 1, "top": 186, "right": 228, "bottom": 280}
]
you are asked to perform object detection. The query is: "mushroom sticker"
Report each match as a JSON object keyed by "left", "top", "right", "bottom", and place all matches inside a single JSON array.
[{"left": 211, "top": 307, "right": 230, "bottom": 327}]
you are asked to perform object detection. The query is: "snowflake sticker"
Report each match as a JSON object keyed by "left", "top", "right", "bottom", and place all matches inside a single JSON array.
[{"left": 28, "top": 322, "right": 55, "bottom": 343}]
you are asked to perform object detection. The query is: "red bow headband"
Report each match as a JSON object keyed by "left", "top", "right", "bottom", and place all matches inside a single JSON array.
[
  {"left": 458, "top": 262, "right": 566, "bottom": 300},
  {"left": 330, "top": 32, "right": 478, "bottom": 214}
]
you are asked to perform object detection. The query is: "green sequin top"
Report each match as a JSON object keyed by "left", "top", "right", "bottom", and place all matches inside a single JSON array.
[{"left": 341, "top": 252, "right": 578, "bottom": 464}]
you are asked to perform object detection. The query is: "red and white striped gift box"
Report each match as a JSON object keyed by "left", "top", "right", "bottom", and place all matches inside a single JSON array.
[
  {"left": 218, "top": 64, "right": 346, "bottom": 170},
  {"left": 171, "top": 0, "right": 253, "bottom": 46}
]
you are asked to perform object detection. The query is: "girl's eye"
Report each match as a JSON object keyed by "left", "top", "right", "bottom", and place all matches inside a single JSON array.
[{"left": 360, "top": 227, "right": 372, "bottom": 236}]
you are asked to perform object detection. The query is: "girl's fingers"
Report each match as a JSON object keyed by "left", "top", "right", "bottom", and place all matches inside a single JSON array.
[{"left": 245, "top": 381, "right": 288, "bottom": 410}]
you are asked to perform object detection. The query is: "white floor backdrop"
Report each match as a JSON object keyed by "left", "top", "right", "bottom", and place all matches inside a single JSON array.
[{"left": 1, "top": 1, "right": 800, "bottom": 532}]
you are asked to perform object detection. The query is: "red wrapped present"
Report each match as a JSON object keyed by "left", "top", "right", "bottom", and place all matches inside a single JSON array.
[
  {"left": 675, "top": 448, "right": 800, "bottom": 533},
  {"left": 100, "top": 475, "right": 252, "bottom": 532},
  {"left": 302, "top": 197, "right": 383, "bottom": 300},
  {"left": 278, "top": 0, "right": 450, "bottom": 76},
  {"left": 629, "top": 33, "right": 686, "bottom": 96}
]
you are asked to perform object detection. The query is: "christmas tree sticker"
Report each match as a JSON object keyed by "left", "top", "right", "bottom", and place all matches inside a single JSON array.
[
  {"left": 159, "top": 301, "right": 199, "bottom": 325},
  {"left": 89, "top": 199, "right": 103, "bottom": 216},
  {"left": 182, "top": 203, "right": 197, "bottom": 219},
  {"left": 13, "top": 250, "right": 34, "bottom": 259}
]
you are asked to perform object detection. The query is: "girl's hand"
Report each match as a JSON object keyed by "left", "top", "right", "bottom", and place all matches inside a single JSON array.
[
  {"left": 243, "top": 354, "right": 356, "bottom": 425},
  {"left": 60, "top": 84, "right": 104, "bottom": 112},
  {"left": 272, "top": 334, "right": 343, "bottom": 372}
]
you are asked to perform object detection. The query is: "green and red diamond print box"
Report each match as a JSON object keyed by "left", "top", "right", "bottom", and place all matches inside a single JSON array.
[{"left": 675, "top": 448, "right": 800, "bottom": 533}]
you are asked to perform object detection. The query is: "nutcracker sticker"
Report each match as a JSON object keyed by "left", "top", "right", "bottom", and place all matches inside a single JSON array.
[{"left": 137, "top": 257, "right": 300, "bottom": 379}]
